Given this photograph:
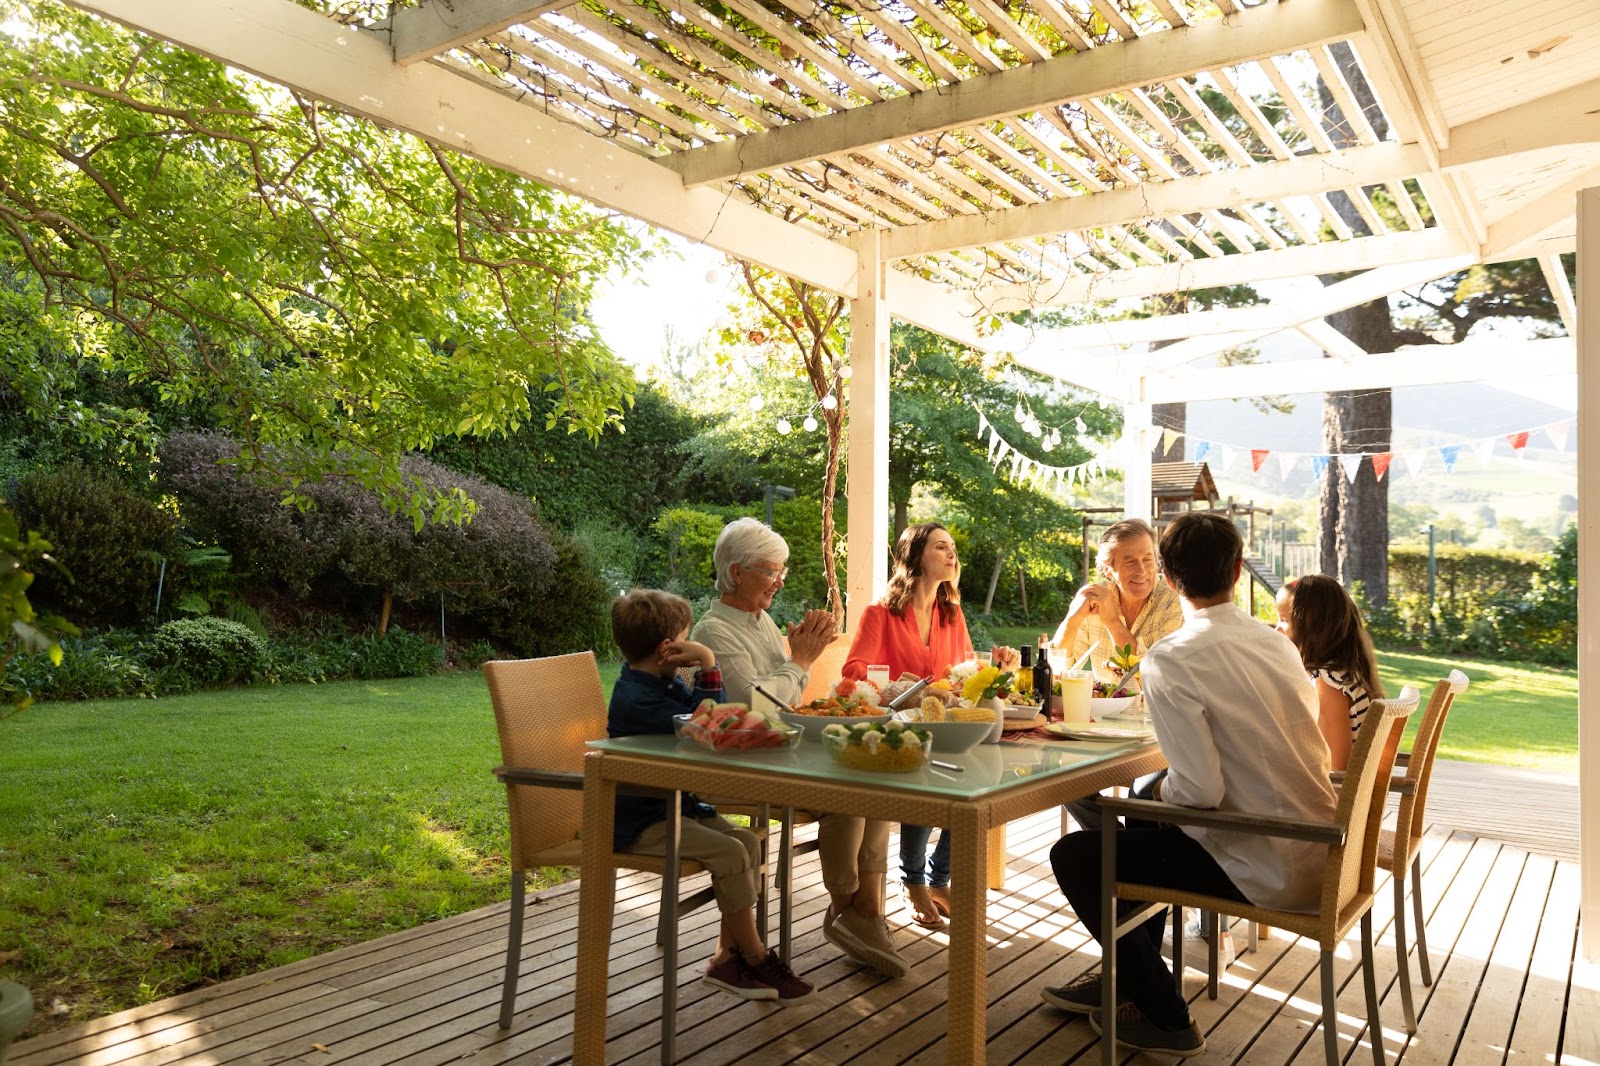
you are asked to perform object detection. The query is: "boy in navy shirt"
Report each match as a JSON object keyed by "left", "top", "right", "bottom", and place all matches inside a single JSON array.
[{"left": 608, "top": 589, "right": 812, "bottom": 1006}]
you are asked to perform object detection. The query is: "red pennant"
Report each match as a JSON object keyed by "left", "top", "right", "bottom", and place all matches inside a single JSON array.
[
  {"left": 1371, "top": 452, "right": 1393, "bottom": 481},
  {"left": 1250, "top": 449, "right": 1270, "bottom": 472},
  {"left": 1506, "top": 431, "right": 1530, "bottom": 452}
]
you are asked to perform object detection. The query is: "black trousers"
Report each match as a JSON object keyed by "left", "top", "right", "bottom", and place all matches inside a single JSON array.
[{"left": 1051, "top": 827, "right": 1250, "bottom": 1030}]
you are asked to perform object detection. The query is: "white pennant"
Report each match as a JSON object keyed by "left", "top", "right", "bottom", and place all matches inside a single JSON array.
[
  {"left": 1217, "top": 445, "right": 1237, "bottom": 471},
  {"left": 1403, "top": 449, "right": 1427, "bottom": 478},
  {"left": 1338, "top": 453, "right": 1363, "bottom": 483},
  {"left": 1474, "top": 437, "right": 1496, "bottom": 467},
  {"left": 1547, "top": 419, "right": 1572, "bottom": 452},
  {"left": 1277, "top": 452, "right": 1298, "bottom": 480}
]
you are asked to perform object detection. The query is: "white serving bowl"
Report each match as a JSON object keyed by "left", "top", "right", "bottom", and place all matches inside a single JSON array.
[
  {"left": 1091, "top": 695, "right": 1141, "bottom": 717},
  {"left": 890, "top": 715, "right": 991, "bottom": 753},
  {"left": 778, "top": 710, "right": 890, "bottom": 741}
]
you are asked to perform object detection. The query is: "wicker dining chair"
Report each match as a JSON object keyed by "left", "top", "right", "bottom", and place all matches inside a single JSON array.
[
  {"left": 485, "top": 652, "right": 769, "bottom": 1064},
  {"left": 1378, "top": 670, "right": 1469, "bottom": 1033},
  {"left": 1097, "top": 686, "right": 1420, "bottom": 1066}
]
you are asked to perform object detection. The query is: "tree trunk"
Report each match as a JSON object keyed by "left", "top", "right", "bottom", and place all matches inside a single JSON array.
[
  {"left": 1151, "top": 402, "right": 1186, "bottom": 463},
  {"left": 893, "top": 497, "right": 908, "bottom": 540},
  {"left": 983, "top": 545, "right": 1007, "bottom": 615},
  {"left": 378, "top": 589, "right": 393, "bottom": 635},
  {"left": 820, "top": 406, "right": 845, "bottom": 623},
  {"left": 1315, "top": 42, "right": 1393, "bottom": 606},
  {"left": 1017, "top": 565, "right": 1029, "bottom": 619}
]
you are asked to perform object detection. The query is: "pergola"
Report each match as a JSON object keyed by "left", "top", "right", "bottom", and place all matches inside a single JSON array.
[{"left": 67, "top": 0, "right": 1600, "bottom": 958}]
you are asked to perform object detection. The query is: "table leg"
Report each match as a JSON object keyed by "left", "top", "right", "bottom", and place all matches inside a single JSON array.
[
  {"left": 986, "top": 824, "right": 1007, "bottom": 889},
  {"left": 948, "top": 804, "right": 989, "bottom": 1064},
  {"left": 574, "top": 753, "right": 616, "bottom": 1066}
]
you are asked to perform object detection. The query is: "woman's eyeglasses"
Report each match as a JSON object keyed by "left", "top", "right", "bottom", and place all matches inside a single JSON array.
[{"left": 747, "top": 565, "right": 789, "bottom": 581}]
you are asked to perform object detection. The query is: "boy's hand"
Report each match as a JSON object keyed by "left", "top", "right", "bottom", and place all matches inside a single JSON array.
[{"left": 659, "top": 639, "right": 716, "bottom": 671}]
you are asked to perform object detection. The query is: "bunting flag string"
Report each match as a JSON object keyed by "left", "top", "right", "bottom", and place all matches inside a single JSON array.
[
  {"left": 974, "top": 408, "right": 1121, "bottom": 494},
  {"left": 1146, "top": 417, "right": 1573, "bottom": 484}
]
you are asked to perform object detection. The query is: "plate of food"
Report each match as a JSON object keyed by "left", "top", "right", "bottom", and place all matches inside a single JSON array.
[
  {"left": 779, "top": 694, "right": 890, "bottom": 741},
  {"left": 1001, "top": 690, "right": 1043, "bottom": 720},
  {"left": 1043, "top": 721, "right": 1155, "bottom": 742},
  {"left": 673, "top": 703, "right": 803, "bottom": 752}
]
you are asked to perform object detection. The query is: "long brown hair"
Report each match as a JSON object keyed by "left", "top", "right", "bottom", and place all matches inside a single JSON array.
[
  {"left": 1286, "top": 575, "right": 1384, "bottom": 699},
  {"left": 882, "top": 522, "right": 960, "bottom": 622}
]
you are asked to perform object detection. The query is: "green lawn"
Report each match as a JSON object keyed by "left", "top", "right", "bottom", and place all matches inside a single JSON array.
[
  {"left": 0, "top": 650, "right": 1574, "bottom": 1036},
  {"left": 0, "top": 666, "right": 622, "bottom": 1035}
]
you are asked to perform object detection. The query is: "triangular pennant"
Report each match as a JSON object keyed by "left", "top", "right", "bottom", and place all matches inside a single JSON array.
[
  {"left": 1371, "top": 452, "right": 1393, "bottom": 481},
  {"left": 1250, "top": 448, "right": 1271, "bottom": 472},
  {"left": 1506, "top": 430, "right": 1530, "bottom": 454},
  {"left": 1474, "top": 438, "right": 1496, "bottom": 467},
  {"left": 1546, "top": 419, "right": 1572, "bottom": 452},
  {"left": 1338, "top": 453, "right": 1363, "bottom": 483},
  {"left": 1310, "top": 454, "right": 1331, "bottom": 479},
  {"left": 1440, "top": 444, "right": 1461, "bottom": 473},
  {"left": 1218, "top": 445, "right": 1237, "bottom": 471},
  {"left": 1277, "top": 452, "right": 1298, "bottom": 480},
  {"left": 1161, "top": 427, "right": 1182, "bottom": 454},
  {"left": 1403, "top": 449, "right": 1427, "bottom": 478},
  {"left": 1194, "top": 440, "right": 1212, "bottom": 462}
]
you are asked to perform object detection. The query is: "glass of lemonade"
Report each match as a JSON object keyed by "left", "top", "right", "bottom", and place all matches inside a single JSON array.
[
  {"left": 1058, "top": 670, "right": 1092, "bottom": 723},
  {"left": 866, "top": 663, "right": 891, "bottom": 689}
]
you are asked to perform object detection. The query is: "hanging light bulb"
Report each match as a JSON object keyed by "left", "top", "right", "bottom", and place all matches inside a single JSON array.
[
  {"left": 1014, "top": 400, "right": 1026, "bottom": 421},
  {"left": 704, "top": 268, "right": 721, "bottom": 284},
  {"left": 839, "top": 364, "right": 852, "bottom": 379},
  {"left": 776, "top": 418, "right": 793, "bottom": 435},
  {"left": 1049, "top": 428, "right": 1062, "bottom": 449},
  {"left": 1042, "top": 434, "right": 1055, "bottom": 452},
  {"left": 1074, "top": 416, "right": 1088, "bottom": 435},
  {"left": 803, "top": 415, "right": 818, "bottom": 432},
  {"left": 820, "top": 394, "right": 837, "bottom": 410},
  {"left": 750, "top": 394, "right": 766, "bottom": 412}
]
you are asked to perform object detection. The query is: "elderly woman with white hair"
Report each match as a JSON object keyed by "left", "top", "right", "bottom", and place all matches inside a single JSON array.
[{"left": 693, "top": 517, "right": 910, "bottom": 979}]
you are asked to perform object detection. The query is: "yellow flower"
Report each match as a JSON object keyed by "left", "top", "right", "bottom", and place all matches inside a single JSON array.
[{"left": 962, "top": 666, "right": 1001, "bottom": 704}]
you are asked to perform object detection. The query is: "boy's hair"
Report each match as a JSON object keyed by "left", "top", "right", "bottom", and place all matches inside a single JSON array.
[
  {"left": 1288, "top": 575, "right": 1384, "bottom": 699},
  {"left": 1157, "top": 511, "right": 1241, "bottom": 599},
  {"left": 611, "top": 589, "right": 694, "bottom": 663}
]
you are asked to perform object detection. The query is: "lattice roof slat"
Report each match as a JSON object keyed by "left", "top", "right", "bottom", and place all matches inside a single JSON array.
[
  {"left": 964, "top": 0, "right": 1055, "bottom": 64},
  {"left": 1386, "top": 180, "right": 1428, "bottom": 231},
  {"left": 711, "top": 0, "right": 885, "bottom": 106},
  {"left": 1310, "top": 42, "right": 1381, "bottom": 146},
  {"left": 896, "top": 0, "right": 1007, "bottom": 74}
]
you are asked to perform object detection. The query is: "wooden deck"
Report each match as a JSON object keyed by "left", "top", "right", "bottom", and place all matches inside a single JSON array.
[{"left": 11, "top": 760, "right": 1594, "bottom": 1065}]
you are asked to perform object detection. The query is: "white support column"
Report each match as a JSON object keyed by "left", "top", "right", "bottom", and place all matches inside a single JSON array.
[
  {"left": 845, "top": 230, "right": 891, "bottom": 634},
  {"left": 1578, "top": 185, "right": 1600, "bottom": 961},
  {"left": 1121, "top": 387, "right": 1153, "bottom": 522}
]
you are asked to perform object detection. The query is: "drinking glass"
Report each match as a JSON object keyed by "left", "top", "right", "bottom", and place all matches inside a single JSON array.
[
  {"left": 1058, "top": 670, "right": 1092, "bottom": 724},
  {"left": 866, "top": 663, "right": 891, "bottom": 688}
]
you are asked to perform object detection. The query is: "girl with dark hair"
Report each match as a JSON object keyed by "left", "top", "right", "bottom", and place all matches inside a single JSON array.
[{"left": 1276, "top": 575, "right": 1385, "bottom": 771}]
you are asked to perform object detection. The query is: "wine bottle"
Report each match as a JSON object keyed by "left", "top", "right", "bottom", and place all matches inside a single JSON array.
[
  {"left": 1015, "top": 644, "right": 1033, "bottom": 697},
  {"left": 1033, "top": 634, "right": 1053, "bottom": 707}
]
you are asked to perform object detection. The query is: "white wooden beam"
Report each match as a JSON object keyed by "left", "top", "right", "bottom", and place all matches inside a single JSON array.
[
  {"left": 666, "top": 0, "right": 1365, "bottom": 187},
  {"left": 1351, "top": 0, "right": 1448, "bottom": 150},
  {"left": 1441, "top": 77, "right": 1600, "bottom": 170},
  {"left": 387, "top": 0, "right": 571, "bottom": 64},
  {"left": 969, "top": 228, "right": 1474, "bottom": 311},
  {"left": 1296, "top": 319, "right": 1368, "bottom": 361},
  {"left": 1483, "top": 166, "right": 1600, "bottom": 262},
  {"left": 1143, "top": 336, "right": 1573, "bottom": 402},
  {"left": 1577, "top": 184, "right": 1600, "bottom": 962},
  {"left": 846, "top": 230, "right": 891, "bottom": 633},
  {"left": 882, "top": 141, "right": 1429, "bottom": 261},
  {"left": 1541, "top": 252, "right": 1577, "bottom": 338},
  {"left": 1122, "top": 399, "right": 1153, "bottom": 522},
  {"left": 62, "top": 0, "right": 861, "bottom": 299}
]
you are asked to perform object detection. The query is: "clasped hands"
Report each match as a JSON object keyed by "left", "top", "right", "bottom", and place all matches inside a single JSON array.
[{"left": 786, "top": 609, "right": 838, "bottom": 668}]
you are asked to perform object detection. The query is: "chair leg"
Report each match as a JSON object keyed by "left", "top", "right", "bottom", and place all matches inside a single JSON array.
[
  {"left": 1360, "top": 911, "right": 1386, "bottom": 1066},
  {"left": 755, "top": 803, "right": 770, "bottom": 942},
  {"left": 779, "top": 807, "right": 796, "bottom": 964},
  {"left": 499, "top": 870, "right": 525, "bottom": 1030},
  {"left": 1392, "top": 874, "right": 1418, "bottom": 1034},
  {"left": 1171, "top": 904, "right": 1185, "bottom": 995},
  {"left": 1319, "top": 950, "right": 1340, "bottom": 1066},
  {"left": 1411, "top": 854, "right": 1433, "bottom": 987},
  {"left": 660, "top": 794, "right": 681, "bottom": 1066},
  {"left": 1206, "top": 913, "right": 1219, "bottom": 1000}
]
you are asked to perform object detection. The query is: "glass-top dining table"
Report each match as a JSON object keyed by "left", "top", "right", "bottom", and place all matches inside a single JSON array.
[{"left": 572, "top": 731, "right": 1166, "bottom": 1064}]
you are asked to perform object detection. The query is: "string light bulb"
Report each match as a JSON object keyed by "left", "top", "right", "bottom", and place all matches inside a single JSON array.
[
  {"left": 803, "top": 415, "right": 818, "bottom": 432},
  {"left": 750, "top": 395, "right": 766, "bottom": 412},
  {"left": 776, "top": 418, "right": 792, "bottom": 435},
  {"left": 820, "top": 394, "right": 837, "bottom": 410}
]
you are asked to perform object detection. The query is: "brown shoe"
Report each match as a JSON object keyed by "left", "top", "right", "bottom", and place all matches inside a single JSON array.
[
  {"left": 703, "top": 953, "right": 777, "bottom": 1001},
  {"left": 745, "top": 952, "right": 815, "bottom": 1006},
  {"left": 828, "top": 909, "right": 909, "bottom": 979}
]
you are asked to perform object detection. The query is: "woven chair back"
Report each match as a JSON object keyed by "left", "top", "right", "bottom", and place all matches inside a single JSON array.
[
  {"left": 484, "top": 652, "right": 607, "bottom": 871},
  {"left": 798, "top": 634, "right": 853, "bottom": 704},
  {"left": 1319, "top": 686, "right": 1419, "bottom": 920},
  {"left": 1391, "top": 670, "right": 1469, "bottom": 870}
]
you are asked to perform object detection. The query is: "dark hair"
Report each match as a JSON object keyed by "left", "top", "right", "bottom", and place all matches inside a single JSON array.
[
  {"left": 882, "top": 521, "right": 960, "bottom": 622},
  {"left": 1287, "top": 575, "right": 1384, "bottom": 699},
  {"left": 1156, "top": 511, "right": 1241, "bottom": 599},
  {"left": 611, "top": 588, "right": 693, "bottom": 663}
]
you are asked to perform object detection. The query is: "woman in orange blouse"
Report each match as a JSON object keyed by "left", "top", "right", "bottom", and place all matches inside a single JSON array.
[{"left": 842, "top": 522, "right": 1002, "bottom": 928}]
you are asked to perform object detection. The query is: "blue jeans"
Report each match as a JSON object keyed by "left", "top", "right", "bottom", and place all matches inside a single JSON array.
[{"left": 899, "top": 824, "right": 951, "bottom": 888}]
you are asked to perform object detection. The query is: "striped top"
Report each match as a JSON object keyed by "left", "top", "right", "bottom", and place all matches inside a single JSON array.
[{"left": 1312, "top": 668, "right": 1371, "bottom": 740}]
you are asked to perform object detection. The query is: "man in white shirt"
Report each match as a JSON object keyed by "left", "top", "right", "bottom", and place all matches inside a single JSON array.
[{"left": 1043, "top": 511, "right": 1336, "bottom": 1057}]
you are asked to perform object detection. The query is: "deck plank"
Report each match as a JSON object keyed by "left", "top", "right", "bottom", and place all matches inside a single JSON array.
[{"left": 8, "top": 761, "right": 1585, "bottom": 1066}]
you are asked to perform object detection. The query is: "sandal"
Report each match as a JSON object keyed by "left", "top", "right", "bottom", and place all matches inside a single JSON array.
[
  {"left": 905, "top": 884, "right": 946, "bottom": 929},
  {"left": 928, "top": 885, "right": 952, "bottom": 919}
]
